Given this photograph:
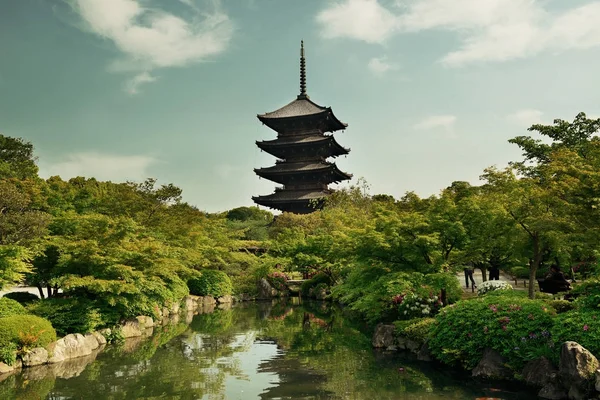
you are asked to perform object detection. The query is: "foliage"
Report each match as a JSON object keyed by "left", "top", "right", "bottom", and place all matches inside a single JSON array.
[
  {"left": 396, "top": 291, "right": 443, "bottom": 319},
  {"left": 0, "top": 314, "right": 56, "bottom": 352},
  {"left": 428, "top": 296, "right": 556, "bottom": 369},
  {"left": 394, "top": 318, "right": 436, "bottom": 344},
  {"left": 571, "top": 279, "right": 600, "bottom": 310},
  {"left": 548, "top": 299, "right": 575, "bottom": 314},
  {"left": 423, "top": 273, "right": 462, "bottom": 304},
  {"left": 0, "top": 296, "right": 28, "bottom": 317},
  {"left": 0, "top": 246, "right": 32, "bottom": 290},
  {"left": 27, "top": 297, "right": 106, "bottom": 337},
  {"left": 3, "top": 291, "right": 39, "bottom": 304},
  {"left": 301, "top": 272, "right": 332, "bottom": 296},
  {"left": 0, "top": 341, "right": 17, "bottom": 365},
  {"left": 0, "top": 135, "right": 39, "bottom": 179},
  {"left": 188, "top": 270, "right": 233, "bottom": 298},
  {"left": 476, "top": 280, "right": 513, "bottom": 295},
  {"left": 266, "top": 271, "right": 289, "bottom": 292},
  {"left": 551, "top": 310, "right": 600, "bottom": 357}
]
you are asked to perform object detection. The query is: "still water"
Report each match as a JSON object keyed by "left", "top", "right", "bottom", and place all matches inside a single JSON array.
[{"left": 0, "top": 300, "right": 536, "bottom": 399}]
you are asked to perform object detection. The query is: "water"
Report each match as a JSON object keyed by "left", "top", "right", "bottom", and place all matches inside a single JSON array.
[{"left": 0, "top": 300, "right": 537, "bottom": 399}]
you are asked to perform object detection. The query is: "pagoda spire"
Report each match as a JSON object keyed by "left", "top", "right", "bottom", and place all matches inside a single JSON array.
[{"left": 299, "top": 40, "right": 308, "bottom": 99}]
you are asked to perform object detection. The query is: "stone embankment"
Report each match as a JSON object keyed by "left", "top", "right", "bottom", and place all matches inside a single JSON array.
[
  {"left": 0, "top": 294, "right": 233, "bottom": 378},
  {"left": 372, "top": 324, "right": 600, "bottom": 400}
]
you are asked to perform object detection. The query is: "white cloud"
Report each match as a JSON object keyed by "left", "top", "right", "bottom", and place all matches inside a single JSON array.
[
  {"left": 507, "top": 109, "right": 544, "bottom": 127},
  {"left": 367, "top": 56, "right": 398, "bottom": 75},
  {"left": 414, "top": 115, "right": 457, "bottom": 130},
  {"left": 71, "top": 0, "right": 233, "bottom": 92},
  {"left": 39, "top": 152, "right": 158, "bottom": 182},
  {"left": 317, "top": 0, "right": 600, "bottom": 66},
  {"left": 125, "top": 72, "right": 157, "bottom": 95}
]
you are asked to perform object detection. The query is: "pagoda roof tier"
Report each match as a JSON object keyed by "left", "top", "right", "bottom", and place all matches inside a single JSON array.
[
  {"left": 254, "top": 161, "right": 352, "bottom": 185},
  {"left": 252, "top": 189, "right": 332, "bottom": 213},
  {"left": 256, "top": 135, "right": 350, "bottom": 159},
  {"left": 257, "top": 97, "right": 347, "bottom": 133}
]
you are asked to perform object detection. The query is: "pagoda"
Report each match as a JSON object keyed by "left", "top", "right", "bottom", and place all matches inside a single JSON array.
[{"left": 253, "top": 41, "right": 352, "bottom": 214}]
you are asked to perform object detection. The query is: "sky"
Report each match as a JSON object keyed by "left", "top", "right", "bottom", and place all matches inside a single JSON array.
[{"left": 2, "top": 0, "right": 600, "bottom": 213}]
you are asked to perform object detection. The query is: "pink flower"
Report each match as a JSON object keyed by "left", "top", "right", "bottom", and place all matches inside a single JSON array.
[
  {"left": 502, "top": 326, "right": 507, "bottom": 331},
  {"left": 583, "top": 325, "right": 589, "bottom": 331}
]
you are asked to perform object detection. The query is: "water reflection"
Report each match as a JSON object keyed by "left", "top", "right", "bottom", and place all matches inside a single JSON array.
[{"left": 0, "top": 300, "right": 536, "bottom": 399}]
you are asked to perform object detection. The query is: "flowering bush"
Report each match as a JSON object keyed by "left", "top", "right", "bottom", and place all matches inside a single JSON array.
[
  {"left": 551, "top": 310, "right": 600, "bottom": 356},
  {"left": 477, "top": 280, "right": 513, "bottom": 295},
  {"left": 267, "top": 271, "right": 289, "bottom": 292},
  {"left": 395, "top": 289, "right": 443, "bottom": 320}
]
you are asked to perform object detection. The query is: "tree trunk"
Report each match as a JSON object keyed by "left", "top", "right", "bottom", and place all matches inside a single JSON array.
[
  {"left": 529, "top": 235, "right": 542, "bottom": 299},
  {"left": 37, "top": 285, "right": 45, "bottom": 299},
  {"left": 46, "top": 285, "right": 52, "bottom": 299},
  {"left": 480, "top": 267, "right": 488, "bottom": 282}
]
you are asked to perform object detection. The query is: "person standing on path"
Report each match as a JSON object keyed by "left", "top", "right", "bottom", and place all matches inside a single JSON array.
[{"left": 464, "top": 267, "right": 476, "bottom": 289}]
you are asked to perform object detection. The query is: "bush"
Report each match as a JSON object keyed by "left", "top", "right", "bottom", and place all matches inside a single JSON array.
[
  {"left": 0, "top": 342, "right": 17, "bottom": 365},
  {"left": 423, "top": 273, "right": 462, "bottom": 304},
  {"left": 0, "top": 297, "right": 28, "bottom": 318},
  {"left": 551, "top": 310, "right": 600, "bottom": 357},
  {"left": 266, "top": 271, "right": 289, "bottom": 292},
  {"left": 28, "top": 298, "right": 106, "bottom": 337},
  {"left": 301, "top": 273, "right": 332, "bottom": 296},
  {"left": 188, "top": 270, "right": 233, "bottom": 298},
  {"left": 0, "top": 315, "right": 56, "bottom": 352},
  {"left": 394, "top": 318, "right": 436, "bottom": 344},
  {"left": 477, "top": 280, "right": 513, "bottom": 295},
  {"left": 428, "top": 296, "right": 556, "bottom": 370},
  {"left": 395, "top": 291, "right": 443, "bottom": 319},
  {"left": 3, "top": 292, "right": 39, "bottom": 305},
  {"left": 548, "top": 299, "right": 575, "bottom": 314},
  {"left": 572, "top": 279, "right": 600, "bottom": 311}
]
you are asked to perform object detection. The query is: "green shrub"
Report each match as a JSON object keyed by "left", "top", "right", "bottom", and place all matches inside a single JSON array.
[
  {"left": 301, "top": 273, "right": 332, "bottom": 296},
  {"left": 0, "top": 297, "right": 28, "bottom": 318},
  {"left": 0, "top": 342, "right": 17, "bottom": 365},
  {"left": 428, "top": 296, "right": 556, "bottom": 370},
  {"left": 572, "top": 279, "right": 600, "bottom": 311},
  {"left": 28, "top": 298, "right": 105, "bottom": 337},
  {"left": 551, "top": 310, "right": 600, "bottom": 356},
  {"left": 188, "top": 270, "right": 233, "bottom": 298},
  {"left": 0, "top": 315, "right": 56, "bottom": 352},
  {"left": 548, "top": 299, "right": 575, "bottom": 314},
  {"left": 423, "top": 273, "right": 462, "bottom": 304},
  {"left": 266, "top": 271, "right": 289, "bottom": 292},
  {"left": 395, "top": 318, "right": 436, "bottom": 344},
  {"left": 3, "top": 292, "right": 39, "bottom": 305}
]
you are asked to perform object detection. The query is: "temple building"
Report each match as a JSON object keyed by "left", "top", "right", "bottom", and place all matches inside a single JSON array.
[{"left": 252, "top": 42, "right": 352, "bottom": 214}]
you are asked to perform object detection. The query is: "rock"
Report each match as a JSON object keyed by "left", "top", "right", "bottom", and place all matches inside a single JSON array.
[
  {"left": 202, "top": 296, "right": 216, "bottom": 306},
  {"left": 183, "top": 296, "right": 197, "bottom": 311},
  {"left": 217, "top": 295, "right": 232, "bottom": 304},
  {"left": 217, "top": 302, "right": 232, "bottom": 311},
  {"left": 0, "top": 361, "right": 17, "bottom": 374},
  {"left": 120, "top": 320, "right": 143, "bottom": 338},
  {"left": 472, "top": 348, "right": 512, "bottom": 380},
  {"left": 258, "top": 278, "right": 277, "bottom": 299},
  {"left": 595, "top": 369, "right": 600, "bottom": 392},
  {"left": 48, "top": 334, "right": 95, "bottom": 363},
  {"left": 523, "top": 357, "right": 558, "bottom": 387},
  {"left": 372, "top": 324, "right": 395, "bottom": 349},
  {"left": 91, "top": 331, "right": 107, "bottom": 345},
  {"left": 539, "top": 382, "right": 568, "bottom": 400},
  {"left": 559, "top": 341, "right": 599, "bottom": 399},
  {"left": 21, "top": 347, "right": 49, "bottom": 367},
  {"left": 169, "top": 302, "right": 180, "bottom": 315},
  {"left": 417, "top": 342, "right": 432, "bottom": 362},
  {"left": 395, "top": 337, "right": 420, "bottom": 353},
  {"left": 83, "top": 333, "right": 100, "bottom": 350},
  {"left": 162, "top": 307, "right": 170, "bottom": 318},
  {"left": 237, "top": 293, "right": 253, "bottom": 302},
  {"left": 136, "top": 315, "right": 154, "bottom": 328}
]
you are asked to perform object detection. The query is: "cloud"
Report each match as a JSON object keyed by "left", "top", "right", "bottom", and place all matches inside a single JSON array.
[
  {"left": 367, "top": 56, "right": 398, "bottom": 75},
  {"left": 414, "top": 115, "right": 457, "bottom": 130},
  {"left": 507, "top": 109, "right": 544, "bottom": 127},
  {"left": 316, "top": 0, "right": 600, "bottom": 66},
  {"left": 39, "top": 152, "right": 158, "bottom": 182},
  {"left": 71, "top": 0, "right": 234, "bottom": 92},
  {"left": 125, "top": 72, "right": 157, "bottom": 95}
]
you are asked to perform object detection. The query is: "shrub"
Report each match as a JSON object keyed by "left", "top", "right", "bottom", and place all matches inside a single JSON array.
[
  {"left": 423, "top": 273, "right": 462, "bottom": 304},
  {"left": 428, "top": 296, "right": 556, "bottom": 370},
  {"left": 572, "top": 279, "right": 600, "bottom": 311},
  {"left": 395, "top": 291, "right": 443, "bottom": 319},
  {"left": 477, "top": 280, "right": 513, "bottom": 296},
  {"left": 0, "top": 342, "right": 17, "bottom": 365},
  {"left": 266, "top": 271, "right": 289, "bottom": 292},
  {"left": 188, "top": 270, "right": 233, "bottom": 298},
  {"left": 548, "top": 299, "right": 575, "bottom": 314},
  {"left": 28, "top": 298, "right": 105, "bottom": 337},
  {"left": 551, "top": 310, "right": 600, "bottom": 357},
  {"left": 3, "top": 292, "right": 39, "bottom": 305},
  {"left": 0, "top": 297, "right": 28, "bottom": 318},
  {"left": 0, "top": 315, "right": 57, "bottom": 352},
  {"left": 394, "top": 318, "right": 436, "bottom": 344},
  {"left": 301, "top": 273, "right": 332, "bottom": 296}
]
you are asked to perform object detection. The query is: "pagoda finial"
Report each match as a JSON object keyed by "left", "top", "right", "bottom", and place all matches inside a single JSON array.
[{"left": 299, "top": 40, "right": 308, "bottom": 99}]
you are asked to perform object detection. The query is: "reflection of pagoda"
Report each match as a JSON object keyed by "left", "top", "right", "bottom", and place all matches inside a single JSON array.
[{"left": 253, "top": 41, "right": 352, "bottom": 214}]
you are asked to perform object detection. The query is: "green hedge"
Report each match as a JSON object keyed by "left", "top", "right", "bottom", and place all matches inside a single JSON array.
[
  {"left": 28, "top": 298, "right": 107, "bottom": 337},
  {"left": 551, "top": 310, "right": 600, "bottom": 357},
  {"left": 0, "top": 315, "right": 56, "bottom": 352},
  {"left": 0, "top": 297, "right": 28, "bottom": 318},
  {"left": 188, "top": 270, "right": 233, "bottom": 298}
]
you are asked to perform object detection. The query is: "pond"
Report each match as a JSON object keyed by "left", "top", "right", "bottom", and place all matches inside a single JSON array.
[{"left": 0, "top": 299, "right": 537, "bottom": 399}]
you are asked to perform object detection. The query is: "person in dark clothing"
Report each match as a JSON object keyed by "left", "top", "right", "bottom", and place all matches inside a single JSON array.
[
  {"left": 464, "top": 267, "right": 476, "bottom": 289},
  {"left": 542, "top": 265, "right": 571, "bottom": 293},
  {"left": 489, "top": 266, "right": 500, "bottom": 281}
]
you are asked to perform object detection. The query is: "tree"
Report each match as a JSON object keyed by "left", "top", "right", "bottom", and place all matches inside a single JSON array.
[{"left": 0, "top": 134, "right": 39, "bottom": 179}]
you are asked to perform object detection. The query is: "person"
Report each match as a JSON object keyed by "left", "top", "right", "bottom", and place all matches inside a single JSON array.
[
  {"left": 489, "top": 266, "right": 500, "bottom": 281},
  {"left": 543, "top": 265, "right": 571, "bottom": 293},
  {"left": 464, "top": 267, "right": 476, "bottom": 289}
]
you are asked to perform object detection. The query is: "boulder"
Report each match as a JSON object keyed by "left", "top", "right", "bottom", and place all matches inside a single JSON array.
[
  {"left": 595, "top": 369, "right": 600, "bottom": 392},
  {"left": 162, "top": 307, "right": 170, "bottom": 318},
  {"left": 120, "top": 320, "right": 143, "bottom": 338},
  {"left": 136, "top": 315, "right": 154, "bottom": 328},
  {"left": 258, "top": 278, "right": 277, "bottom": 299},
  {"left": 472, "top": 348, "right": 512, "bottom": 380},
  {"left": 523, "top": 357, "right": 558, "bottom": 387},
  {"left": 169, "top": 302, "right": 180, "bottom": 315},
  {"left": 372, "top": 324, "right": 395, "bottom": 349},
  {"left": 559, "top": 341, "right": 599, "bottom": 399},
  {"left": 538, "top": 382, "right": 568, "bottom": 400},
  {"left": 21, "top": 347, "right": 49, "bottom": 367},
  {"left": 202, "top": 296, "right": 216, "bottom": 306},
  {"left": 417, "top": 342, "right": 432, "bottom": 362},
  {"left": 0, "top": 360, "right": 20, "bottom": 375},
  {"left": 217, "top": 295, "right": 232, "bottom": 304},
  {"left": 183, "top": 296, "right": 197, "bottom": 311},
  {"left": 91, "top": 331, "right": 107, "bottom": 345},
  {"left": 83, "top": 333, "right": 100, "bottom": 350},
  {"left": 48, "top": 334, "right": 95, "bottom": 363}
]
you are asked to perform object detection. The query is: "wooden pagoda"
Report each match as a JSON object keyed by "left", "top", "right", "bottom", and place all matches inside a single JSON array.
[{"left": 253, "top": 41, "right": 352, "bottom": 214}]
